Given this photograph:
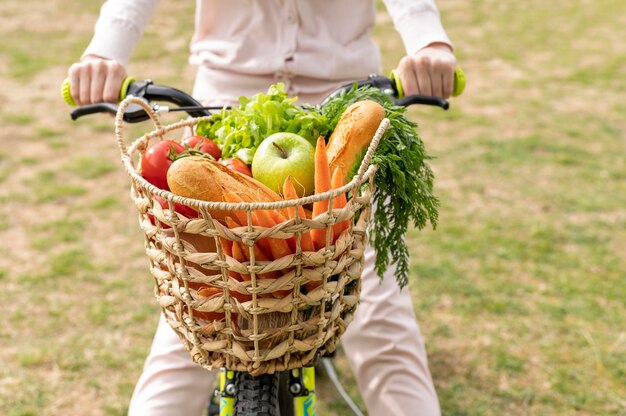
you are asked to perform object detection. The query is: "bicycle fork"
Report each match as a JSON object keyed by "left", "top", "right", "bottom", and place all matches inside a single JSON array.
[
  {"left": 290, "top": 367, "right": 316, "bottom": 416},
  {"left": 218, "top": 369, "right": 236, "bottom": 416}
]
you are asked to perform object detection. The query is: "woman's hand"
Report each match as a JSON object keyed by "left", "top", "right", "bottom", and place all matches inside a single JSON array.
[
  {"left": 67, "top": 55, "right": 127, "bottom": 105},
  {"left": 395, "top": 43, "right": 456, "bottom": 99}
]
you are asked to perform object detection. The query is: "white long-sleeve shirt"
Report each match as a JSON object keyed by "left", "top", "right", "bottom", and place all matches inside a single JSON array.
[
  {"left": 84, "top": 0, "right": 451, "bottom": 105},
  {"left": 84, "top": 0, "right": 452, "bottom": 103}
]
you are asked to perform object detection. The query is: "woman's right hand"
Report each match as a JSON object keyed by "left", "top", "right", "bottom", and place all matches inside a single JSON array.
[{"left": 67, "top": 55, "right": 127, "bottom": 106}]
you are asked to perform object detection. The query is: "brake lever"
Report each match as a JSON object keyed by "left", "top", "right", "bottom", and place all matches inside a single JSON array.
[
  {"left": 394, "top": 95, "right": 449, "bottom": 110},
  {"left": 70, "top": 103, "right": 118, "bottom": 120},
  {"left": 70, "top": 99, "right": 153, "bottom": 123}
]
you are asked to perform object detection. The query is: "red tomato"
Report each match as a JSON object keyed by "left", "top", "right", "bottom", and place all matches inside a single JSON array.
[
  {"left": 182, "top": 135, "right": 221, "bottom": 161},
  {"left": 220, "top": 158, "right": 253, "bottom": 177},
  {"left": 141, "top": 140, "right": 185, "bottom": 190}
]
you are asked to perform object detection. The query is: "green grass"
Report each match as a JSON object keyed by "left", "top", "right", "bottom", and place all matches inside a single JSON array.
[
  {"left": 0, "top": 0, "right": 625, "bottom": 415},
  {"left": 65, "top": 156, "right": 117, "bottom": 179},
  {"left": 3, "top": 113, "right": 35, "bottom": 125},
  {"left": 23, "top": 170, "right": 87, "bottom": 202},
  {"left": 30, "top": 218, "right": 85, "bottom": 250},
  {"left": 88, "top": 196, "right": 123, "bottom": 210}
]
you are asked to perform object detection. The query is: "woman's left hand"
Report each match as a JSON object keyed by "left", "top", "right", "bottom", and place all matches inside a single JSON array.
[{"left": 395, "top": 43, "right": 456, "bottom": 99}]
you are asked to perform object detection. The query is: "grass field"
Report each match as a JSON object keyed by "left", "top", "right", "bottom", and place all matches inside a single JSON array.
[{"left": 1, "top": 0, "right": 625, "bottom": 415}]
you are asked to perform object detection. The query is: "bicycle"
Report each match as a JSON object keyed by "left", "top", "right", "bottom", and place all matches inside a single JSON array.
[{"left": 62, "top": 69, "right": 464, "bottom": 416}]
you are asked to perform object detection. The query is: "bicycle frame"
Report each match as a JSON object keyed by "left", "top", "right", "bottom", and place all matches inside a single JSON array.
[
  {"left": 293, "top": 367, "right": 316, "bottom": 416},
  {"left": 218, "top": 369, "right": 236, "bottom": 416}
]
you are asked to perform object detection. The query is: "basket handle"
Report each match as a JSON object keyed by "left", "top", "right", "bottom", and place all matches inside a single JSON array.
[
  {"left": 115, "top": 96, "right": 164, "bottom": 158},
  {"left": 355, "top": 118, "right": 390, "bottom": 181}
]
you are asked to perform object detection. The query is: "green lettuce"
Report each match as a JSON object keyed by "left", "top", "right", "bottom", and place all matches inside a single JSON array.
[{"left": 195, "top": 83, "right": 329, "bottom": 164}]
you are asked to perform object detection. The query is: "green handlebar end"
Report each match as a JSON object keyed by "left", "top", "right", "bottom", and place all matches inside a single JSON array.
[
  {"left": 60, "top": 76, "right": 136, "bottom": 106},
  {"left": 389, "top": 70, "right": 405, "bottom": 98},
  {"left": 390, "top": 67, "right": 466, "bottom": 99},
  {"left": 452, "top": 67, "right": 466, "bottom": 97},
  {"left": 119, "top": 76, "right": 136, "bottom": 101},
  {"left": 61, "top": 78, "right": 76, "bottom": 106}
]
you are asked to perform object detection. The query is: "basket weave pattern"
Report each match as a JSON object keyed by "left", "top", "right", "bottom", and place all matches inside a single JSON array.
[{"left": 115, "top": 97, "right": 389, "bottom": 375}]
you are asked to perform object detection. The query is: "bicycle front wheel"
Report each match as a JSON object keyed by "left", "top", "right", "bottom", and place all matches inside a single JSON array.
[{"left": 234, "top": 372, "right": 294, "bottom": 416}]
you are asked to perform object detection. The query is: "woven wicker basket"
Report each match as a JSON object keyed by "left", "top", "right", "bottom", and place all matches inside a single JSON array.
[{"left": 115, "top": 97, "right": 390, "bottom": 375}]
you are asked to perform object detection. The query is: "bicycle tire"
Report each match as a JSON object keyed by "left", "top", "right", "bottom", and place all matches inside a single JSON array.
[{"left": 235, "top": 372, "right": 291, "bottom": 416}]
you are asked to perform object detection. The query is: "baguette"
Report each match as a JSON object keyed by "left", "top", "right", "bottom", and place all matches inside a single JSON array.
[
  {"left": 326, "top": 100, "right": 385, "bottom": 176},
  {"left": 166, "top": 156, "right": 285, "bottom": 222}
]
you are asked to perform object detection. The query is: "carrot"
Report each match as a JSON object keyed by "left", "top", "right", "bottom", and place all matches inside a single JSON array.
[
  {"left": 250, "top": 209, "right": 292, "bottom": 260},
  {"left": 282, "top": 176, "right": 315, "bottom": 252},
  {"left": 311, "top": 136, "right": 333, "bottom": 250},
  {"left": 219, "top": 234, "right": 245, "bottom": 283},
  {"left": 222, "top": 192, "right": 249, "bottom": 226},
  {"left": 220, "top": 237, "right": 234, "bottom": 257},
  {"left": 222, "top": 192, "right": 271, "bottom": 257},
  {"left": 223, "top": 193, "right": 293, "bottom": 248},
  {"left": 194, "top": 286, "right": 226, "bottom": 321},
  {"left": 225, "top": 217, "right": 252, "bottom": 283},
  {"left": 247, "top": 209, "right": 293, "bottom": 298},
  {"left": 331, "top": 166, "right": 349, "bottom": 241},
  {"left": 231, "top": 235, "right": 246, "bottom": 262},
  {"left": 225, "top": 216, "right": 272, "bottom": 266},
  {"left": 267, "top": 208, "right": 296, "bottom": 252},
  {"left": 282, "top": 176, "right": 303, "bottom": 220},
  {"left": 251, "top": 212, "right": 294, "bottom": 298},
  {"left": 227, "top": 212, "right": 285, "bottom": 297},
  {"left": 222, "top": 189, "right": 293, "bottom": 298},
  {"left": 268, "top": 209, "right": 289, "bottom": 225}
]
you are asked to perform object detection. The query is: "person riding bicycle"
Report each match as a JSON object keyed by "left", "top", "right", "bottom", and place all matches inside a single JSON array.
[{"left": 67, "top": 1, "right": 456, "bottom": 415}]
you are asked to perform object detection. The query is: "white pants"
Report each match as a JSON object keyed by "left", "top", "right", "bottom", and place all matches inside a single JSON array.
[{"left": 128, "top": 68, "right": 441, "bottom": 415}]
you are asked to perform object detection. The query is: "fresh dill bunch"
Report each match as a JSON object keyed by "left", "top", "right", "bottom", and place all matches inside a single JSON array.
[{"left": 318, "top": 85, "right": 439, "bottom": 288}]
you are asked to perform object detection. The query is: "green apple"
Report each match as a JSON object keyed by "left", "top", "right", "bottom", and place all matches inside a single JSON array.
[{"left": 252, "top": 132, "right": 315, "bottom": 197}]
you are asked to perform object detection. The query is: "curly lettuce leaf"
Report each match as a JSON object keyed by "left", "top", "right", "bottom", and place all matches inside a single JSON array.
[{"left": 196, "top": 83, "right": 329, "bottom": 164}]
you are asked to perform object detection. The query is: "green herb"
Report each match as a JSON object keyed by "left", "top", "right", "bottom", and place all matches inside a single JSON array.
[
  {"left": 318, "top": 85, "right": 439, "bottom": 288},
  {"left": 196, "top": 83, "right": 329, "bottom": 164}
]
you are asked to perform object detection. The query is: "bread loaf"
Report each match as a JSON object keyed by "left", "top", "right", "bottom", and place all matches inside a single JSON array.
[
  {"left": 166, "top": 156, "right": 284, "bottom": 222},
  {"left": 326, "top": 100, "right": 385, "bottom": 176}
]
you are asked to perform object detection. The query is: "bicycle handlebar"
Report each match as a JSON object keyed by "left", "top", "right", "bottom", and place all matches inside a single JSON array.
[{"left": 61, "top": 68, "right": 465, "bottom": 122}]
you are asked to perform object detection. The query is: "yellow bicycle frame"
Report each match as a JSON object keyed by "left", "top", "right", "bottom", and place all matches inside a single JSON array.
[
  {"left": 219, "top": 369, "right": 235, "bottom": 416},
  {"left": 294, "top": 367, "right": 316, "bottom": 416}
]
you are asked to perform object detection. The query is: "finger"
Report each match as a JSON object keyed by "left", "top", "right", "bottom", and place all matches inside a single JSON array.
[
  {"left": 442, "top": 66, "right": 454, "bottom": 99},
  {"left": 431, "top": 68, "right": 444, "bottom": 99},
  {"left": 397, "top": 57, "right": 419, "bottom": 96},
  {"left": 415, "top": 57, "right": 433, "bottom": 97},
  {"left": 102, "top": 62, "right": 125, "bottom": 103},
  {"left": 68, "top": 64, "right": 81, "bottom": 105},
  {"left": 79, "top": 65, "right": 92, "bottom": 106},
  {"left": 90, "top": 61, "right": 106, "bottom": 103}
]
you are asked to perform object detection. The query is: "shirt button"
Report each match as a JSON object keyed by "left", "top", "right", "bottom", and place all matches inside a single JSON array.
[{"left": 287, "top": 11, "right": 297, "bottom": 24}]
